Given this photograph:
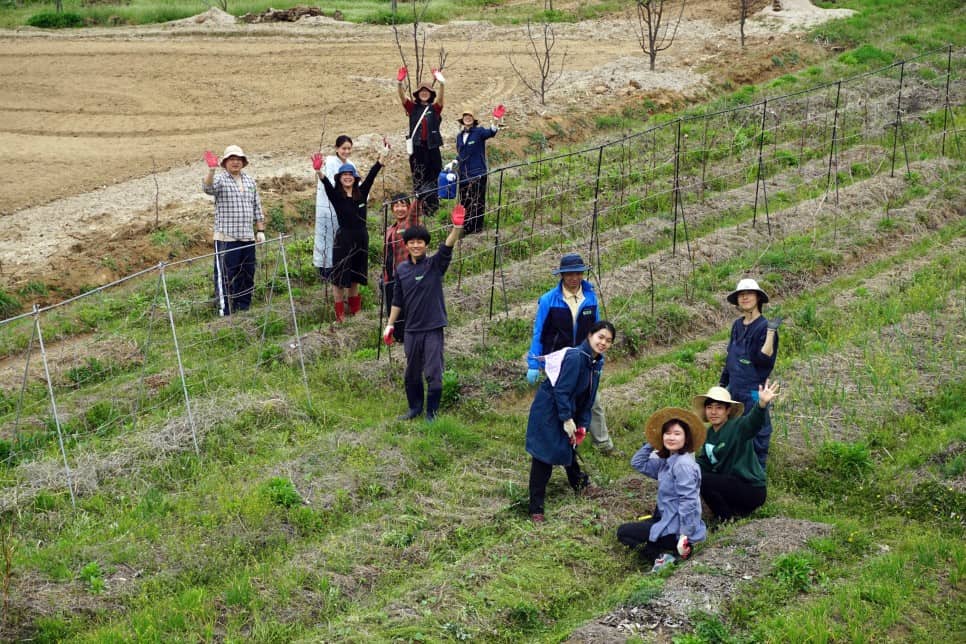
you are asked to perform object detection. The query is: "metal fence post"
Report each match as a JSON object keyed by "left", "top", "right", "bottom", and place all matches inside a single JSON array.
[
  {"left": 278, "top": 234, "right": 311, "bottom": 405},
  {"left": 34, "top": 305, "right": 76, "bottom": 508},
  {"left": 159, "top": 263, "right": 199, "bottom": 455}
]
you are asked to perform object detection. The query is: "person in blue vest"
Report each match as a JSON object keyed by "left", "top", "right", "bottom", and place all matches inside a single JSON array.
[
  {"left": 526, "top": 254, "right": 614, "bottom": 453},
  {"left": 525, "top": 320, "right": 616, "bottom": 522},
  {"left": 454, "top": 106, "right": 502, "bottom": 234},
  {"left": 397, "top": 66, "right": 445, "bottom": 217},
  {"left": 719, "top": 278, "right": 781, "bottom": 468}
]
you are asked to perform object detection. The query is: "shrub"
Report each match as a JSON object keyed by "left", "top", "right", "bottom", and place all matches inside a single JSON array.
[
  {"left": 0, "top": 290, "right": 21, "bottom": 318},
  {"left": 27, "top": 12, "right": 84, "bottom": 28},
  {"left": 263, "top": 477, "right": 302, "bottom": 508}
]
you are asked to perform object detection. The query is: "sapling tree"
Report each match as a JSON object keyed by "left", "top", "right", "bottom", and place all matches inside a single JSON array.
[
  {"left": 392, "top": 0, "right": 447, "bottom": 97},
  {"left": 633, "top": 0, "right": 686, "bottom": 71},
  {"left": 738, "top": 0, "right": 752, "bottom": 47},
  {"left": 508, "top": 18, "right": 566, "bottom": 106}
]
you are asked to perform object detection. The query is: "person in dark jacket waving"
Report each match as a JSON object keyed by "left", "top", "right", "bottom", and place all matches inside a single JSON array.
[
  {"left": 525, "top": 321, "right": 616, "bottom": 522},
  {"left": 526, "top": 254, "right": 614, "bottom": 453},
  {"left": 318, "top": 144, "right": 389, "bottom": 322},
  {"left": 454, "top": 105, "right": 502, "bottom": 234},
  {"left": 719, "top": 278, "right": 781, "bottom": 468},
  {"left": 397, "top": 66, "right": 445, "bottom": 216}
]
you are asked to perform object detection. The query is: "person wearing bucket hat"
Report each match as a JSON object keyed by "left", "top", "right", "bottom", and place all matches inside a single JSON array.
[
  {"left": 525, "top": 321, "right": 616, "bottom": 522},
  {"left": 694, "top": 380, "right": 780, "bottom": 521},
  {"left": 312, "top": 135, "right": 356, "bottom": 292},
  {"left": 381, "top": 192, "right": 422, "bottom": 342},
  {"left": 453, "top": 104, "right": 503, "bottom": 234},
  {"left": 616, "top": 407, "right": 707, "bottom": 571},
  {"left": 720, "top": 278, "right": 781, "bottom": 468},
  {"left": 202, "top": 145, "right": 265, "bottom": 316},
  {"left": 397, "top": 66, "right": 446, "bottom": 217},
  {"left": 317, "top": 143, "right": 390, "bottom": 322},
  {"left": 526, "top": 254, "right": 614, "bottom": 453}
]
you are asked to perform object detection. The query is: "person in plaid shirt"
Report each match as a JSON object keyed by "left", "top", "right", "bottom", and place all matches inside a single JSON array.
[
  {"left": 202, "top": 145, "right": 265, "bottom": 316},
  {"left": 381, "top": 193, "right": 422, "bottom": 342}
]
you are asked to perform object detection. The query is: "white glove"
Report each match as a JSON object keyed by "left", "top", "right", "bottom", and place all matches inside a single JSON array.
[
  {"left": 677, "top": 535, "right": 691, "bottom": 558},
  {"left": 443, "top": 160, "right": 458, "bottom": 172},
  {"left": 255, "top": 231, "right": 266, "bottom": 243},
  {"left": 432, "top": 68, "right": 446, "bottom": 84},
  {"left": 562, "top": 419, "right": 576, "bottom": 440}
]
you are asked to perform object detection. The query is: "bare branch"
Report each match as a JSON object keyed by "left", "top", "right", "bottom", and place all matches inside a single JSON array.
[
  {"left": 507, "top": 18, "right": 565, "bottom": 106},
  {"left": 633, "top": 0, "right": 686, "bottom": 71}
]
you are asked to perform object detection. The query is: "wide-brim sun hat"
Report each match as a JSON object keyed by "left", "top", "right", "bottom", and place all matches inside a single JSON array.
[
  {"left": 692, "top": 386, "right": 745, "bottom": 421},
  {"left": 645, "top": 407, "right": 706, "bottom": 454},
  {"left": 337, "top": 163, "right": 359, "bottom": 179},
  {"left": 727, "top": 278, "right": 769, "bottom": 305},
  {"left": 552, "top": 253, "right": 592, "bottom": 275},
  {"left": 221, "top": 145, "right": 248, "bottom": 168},
  {"left": 457, "top": 106, "right": 478, "bottom": 125},
  {"left": 414, "top": 82, "right": 437, "bottom": 103}
]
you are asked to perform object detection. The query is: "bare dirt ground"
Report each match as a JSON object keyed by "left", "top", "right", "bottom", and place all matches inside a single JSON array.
[{"left": 0, "top": 1, "right": 851, "bottom": 297}]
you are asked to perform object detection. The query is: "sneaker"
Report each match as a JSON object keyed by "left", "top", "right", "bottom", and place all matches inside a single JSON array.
[
  {"left": 529, "top": 513, "right": 545, "bottom": 523},
  {"left": 651, "top": 554, "right": 677, "bottom": 573}
]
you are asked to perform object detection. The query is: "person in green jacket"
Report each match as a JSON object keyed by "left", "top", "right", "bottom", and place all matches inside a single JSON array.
[{"left": 693, "top": 380, "right": 780, "bottom": 521}]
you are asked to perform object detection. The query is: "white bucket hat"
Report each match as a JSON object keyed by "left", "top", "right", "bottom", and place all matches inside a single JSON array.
[
  {"left": 727, "top": 278, "right": 769, "bottom": 305},
  {"left": 221, "top": 145, "right": 248, "bottom": 168}
]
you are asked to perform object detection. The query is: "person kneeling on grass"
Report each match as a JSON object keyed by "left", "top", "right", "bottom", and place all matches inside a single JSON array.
[
  {"left": 382, "top": 208, "right": 464, "bottom": 422},
  {"left": 617, "top": 407, "right": 707, "bottom": 572}
]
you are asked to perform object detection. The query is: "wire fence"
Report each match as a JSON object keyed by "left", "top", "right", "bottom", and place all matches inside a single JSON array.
[{"left": 0, "top": 46, "right": 962, "bottom": 508}]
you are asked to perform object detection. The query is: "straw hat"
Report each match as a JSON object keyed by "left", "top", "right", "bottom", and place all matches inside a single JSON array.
[
  {"left": 727, "top": 278, "right": 769, "bottom": 305},
  {"left": 645, "top": 407, "right": 706, "bottom": 453},
  {"left": 458, "top": 106, "right": 478, "bottom": 125},
  {"left": 220, "top": 145, "right": 248, "bottom": 168},
  {"left": 692, "top": 386, "right": 745, "bottom": 422}
]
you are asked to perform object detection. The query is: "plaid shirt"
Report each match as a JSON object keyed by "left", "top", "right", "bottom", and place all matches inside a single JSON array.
[
  {"left": 203, "top": 172, "right": 263, "bottom": 240},
  {"left": 383, "top": 201, "right": 422, "bottom": 282}
]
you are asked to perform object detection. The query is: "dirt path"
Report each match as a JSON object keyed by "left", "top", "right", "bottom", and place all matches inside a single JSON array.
[{"left": 0, "top": 3, "right": 849, "bottom": 295}]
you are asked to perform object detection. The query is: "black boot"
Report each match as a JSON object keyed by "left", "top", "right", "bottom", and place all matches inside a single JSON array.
[
  {"left": 425, "top": 388, "right": 443, "bottom": 421},
  {"left": 398, "top": 381, "right": 424, "bottom": 421}
]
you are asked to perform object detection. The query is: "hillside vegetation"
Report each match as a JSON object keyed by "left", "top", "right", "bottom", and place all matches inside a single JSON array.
[{"left": 1, "top": 1, "right": 964, "bottom": 642}]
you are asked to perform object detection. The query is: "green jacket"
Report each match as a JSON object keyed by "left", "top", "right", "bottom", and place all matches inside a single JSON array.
[{"left": 696, "top": 404, "right": 768, "bottom": 487}]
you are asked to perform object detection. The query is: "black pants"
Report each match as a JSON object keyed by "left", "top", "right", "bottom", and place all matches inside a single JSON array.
[
  {"left": 528, "top": 456, "right": 582, "bottom": 515},
  {"left": 410, "top": 146, "right": 441, "bottom": 216},
  {"left": 616, "top": 516, "right": 679, "bottom": 561},
  {"left": 701, "top": 472, "right": 766, "bottom": 520},
  {"left": 214, "top": 240, "right": 256, "bottom": 316},
  {"left": 459, "top": 175, "right": 487, "bottom": 234}
]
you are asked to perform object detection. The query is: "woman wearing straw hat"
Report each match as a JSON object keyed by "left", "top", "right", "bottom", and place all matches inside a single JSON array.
[
  {"left": 202, "top": 145, "right": 265, "bottom": 316},
  {"left": 694, "top": 380, "right": 780, "bottom": 521},
  {"left": 617, "top": 407, "right": 707, "bottom": 572},
  {"left": 525, "top": 320, "right": 616, "bottom": 523},
  {"left": 720, "top": 278, "right": 781, "bottom": 469}
]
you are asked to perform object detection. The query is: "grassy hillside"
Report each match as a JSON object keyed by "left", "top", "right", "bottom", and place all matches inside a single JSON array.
[{"left": 1, "top": 2, "right": 964, "bottom": 642}]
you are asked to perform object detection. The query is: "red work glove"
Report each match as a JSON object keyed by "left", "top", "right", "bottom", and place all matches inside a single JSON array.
[
  {"left": 396, "top": 66, "right": 407, "bottom": 82},
  {"left": 383, "top": 325, "right": 395, "bottom": 345},
  {"left": 573, "top": 426, "right": 587, "bottom": 446},
  {"left": 492, "top": 104, "right": 506, "bottom": 119},
  {"left": 451, "top": 204, "right": 465, "bottom": 227},
  {"left": 676, "top": 535, "right": 691, "bottom": 559},
  {"left": 203, "top": 150, "right": 218, "bottom": 168},
  {"left": 311, "top": 153, "right": 323, "bottom": 171}
]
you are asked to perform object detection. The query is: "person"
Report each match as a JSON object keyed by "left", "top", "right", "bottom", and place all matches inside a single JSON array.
[
  {"left": 381, "top": 193, "right": 422, "bottom": 342},
  {"left": 525, "top": 321, "right": 616, "bottom": 522},
  {"left": 317, "top": 145, "right": 389, "bottom": 322},
  {"left": 694, "top": 380, "right": 780, "bottom": 522},
  {"left": 382, "top": 208, "right": 464, "bottom": 421},
  {"left": 312, "top": 135, "right": 355, "bottom": 287},
  {"left": 202, "top": 145, "right": 265, "bottom": 316},
  {"left": 616, "top": 407, "right": 707, "bottom": 572},
  {"left": 526, "top": 254, "right": 614, "bottom": 453},
  {"left": 454, "top": 106, "right": 501, "bottom": 234},
  {"left": 719, "top": 278, "right": 781, "bottom": 468},
  {"left": 397, "top": 66, "right": 445, "bottom": 217}
]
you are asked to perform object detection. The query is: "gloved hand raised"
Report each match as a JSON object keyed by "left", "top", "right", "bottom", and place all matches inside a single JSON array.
[
  {"left": 383, "top": 325, "right": 395, "bottom": 345},
  {"left": 492, "top": 104, "right": 506, "bottom": 119},
  {"left": 432, "top": 68, "right": 445, "bottom": 84},
  {"left": 451, "top": 204, "right": 465, "bottom": 227},
  {"left": 396, "top": 66, "right": 407, "bottom": 82},
  {"left": 677, "top": 535, "right": 691, "bottom": 558},
  {"left": 311, "top": 153, "right": 323, "bottom": 171},
  {"left": 526, "top": 368, "right": 540, "bottom": 385},
  {"left": 767, "top": 316, "right": 783, "bottom": 331},
  {"left": 562, "top": 419, "right": 577, "bottom": 441},
  {"left": 204, "top": 150, "right": 219, "bottom": 169}
]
